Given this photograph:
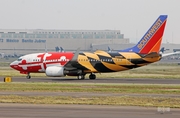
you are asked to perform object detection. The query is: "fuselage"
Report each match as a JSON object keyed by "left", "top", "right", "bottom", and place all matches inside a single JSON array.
[
  {"left": 10, "top": 51, "right": 161, "bottom": 74},
  {"left": 10, "top": 52, "right": 74, "bottom": 74}
]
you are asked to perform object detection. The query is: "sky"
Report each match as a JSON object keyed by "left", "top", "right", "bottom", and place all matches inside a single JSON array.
[{"left": 0, "top": 0, "right": 179, "bottom": 43}]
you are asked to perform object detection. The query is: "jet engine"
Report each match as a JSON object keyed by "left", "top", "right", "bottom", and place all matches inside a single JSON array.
[
  {"left": 45, "top": 66, "right": 65, "bottom": 77},
  {"left": 45, "top": 66, "right": 82, "bottom": 77}
]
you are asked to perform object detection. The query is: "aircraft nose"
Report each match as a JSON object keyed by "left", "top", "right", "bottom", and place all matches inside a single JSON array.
[{"left": 10, "top": 61, "right": 19, "bottom": 69}]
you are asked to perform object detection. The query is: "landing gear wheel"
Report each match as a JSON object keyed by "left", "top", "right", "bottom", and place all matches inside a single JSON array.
[
  {"left": 77, "top": 75, "right": 85, "bottom": 80},
  {"left": 26, "top": 73, "right": 31, "bottom": 79},
  {"left": 89, "top": 74, "right": 96, "bottom": 80}
]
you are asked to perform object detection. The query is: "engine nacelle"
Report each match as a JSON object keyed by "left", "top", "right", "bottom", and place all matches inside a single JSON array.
[{"left": 45, "top": 66, "right": 65, "bottom": 77}]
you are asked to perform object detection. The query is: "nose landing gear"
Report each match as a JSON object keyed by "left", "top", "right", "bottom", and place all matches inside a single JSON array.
[{"left": 26, "top": 73, "right": 31, "bottom": 79}]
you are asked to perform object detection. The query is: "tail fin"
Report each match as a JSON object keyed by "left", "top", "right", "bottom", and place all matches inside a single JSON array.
[
  {"left": 108, "top": 46, "right": 112, "bottom": 52},
  {"left": 160, "top": 47, "right": 165, "bottom": 53},
  {"left": 60, "top": 47, "right": 65, "bottom": 52},
  {"left": 55, "top": 46, "right": 60, "bottom": 52},
  {"left": 121, "top": 15, "right": 167, "bottom": 54}
]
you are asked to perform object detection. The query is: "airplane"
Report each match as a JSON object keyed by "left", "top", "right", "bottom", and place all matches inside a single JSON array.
[{"left": 10, "top": 15, "right": 168, "bottom": 80}]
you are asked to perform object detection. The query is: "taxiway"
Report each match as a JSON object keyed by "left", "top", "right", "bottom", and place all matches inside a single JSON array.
[
  {"left": 0, "top": 77, "right": 180, "bottom": 84},
  {"left": 0, "top": 103, "right": 179, "bottom": 118}
]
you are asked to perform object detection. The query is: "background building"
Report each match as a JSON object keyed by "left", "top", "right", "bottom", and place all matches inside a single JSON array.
[
  {"left": 0, "top": 29, "right": 129, "bottom": 55},
  {"left": 0, "top": 29, "right": 180, "bottom": 58}
]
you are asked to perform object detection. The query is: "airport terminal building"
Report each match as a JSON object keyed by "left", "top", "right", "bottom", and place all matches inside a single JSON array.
[
  {"left": 0, "top": 29, "right": 129, "bottom": 55},
  {"left": 0, "top": 29, "right": 180, "bottom": 58}
]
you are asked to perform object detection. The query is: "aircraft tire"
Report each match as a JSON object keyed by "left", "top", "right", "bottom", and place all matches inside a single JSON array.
[
  {"left": 89, "top": 74, "right": 96, "bottom": 80},
  {"left": 77, "top": 75, "right": 85, "bottom": 80},
  {"left": 26, "top": 75, "right": 31, "bottom": 79}
]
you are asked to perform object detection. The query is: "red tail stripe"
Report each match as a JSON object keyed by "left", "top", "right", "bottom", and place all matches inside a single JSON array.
[{"left": 140, "top": 20, "right": 166, "bottom": 53}]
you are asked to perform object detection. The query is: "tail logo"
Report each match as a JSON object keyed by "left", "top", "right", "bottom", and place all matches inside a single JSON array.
[{"left": 137, "top": 18, "right": 163, "bottom": 50}]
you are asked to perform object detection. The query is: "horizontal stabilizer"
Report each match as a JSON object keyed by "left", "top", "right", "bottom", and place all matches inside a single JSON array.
[
  {"left": 162, "top": 51, "right": 180, "bottom": 57},
  {"left": 143, "top": 52, "right": 160, "bottom": 58}
]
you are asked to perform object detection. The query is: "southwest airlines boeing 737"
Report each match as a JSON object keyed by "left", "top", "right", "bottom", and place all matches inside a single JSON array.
[{"left": 10, "top": 15, "right": 168, "bottom": 79}]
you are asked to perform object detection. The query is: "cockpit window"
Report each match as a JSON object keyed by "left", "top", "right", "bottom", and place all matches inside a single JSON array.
[{"left": 17, "top": 58, "right": 22, "bottom": 61}]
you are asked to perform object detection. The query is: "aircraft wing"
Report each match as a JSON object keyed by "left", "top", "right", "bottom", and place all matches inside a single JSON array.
[
  {"left": 161, "top": 51, "right": 180, "bottom": 57},
  {"left": 63, "top": 48, "right": 80, "bottom": 70}
]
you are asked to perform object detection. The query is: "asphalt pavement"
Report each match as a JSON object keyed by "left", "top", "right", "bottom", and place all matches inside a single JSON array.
[{"left": 0, "top": 104, "right": 180, "bottom": 118}]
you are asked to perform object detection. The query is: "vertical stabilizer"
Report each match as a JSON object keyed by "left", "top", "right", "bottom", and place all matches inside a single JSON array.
[{"left": 121, "top": 15, "right": 167, "bottom": 54}]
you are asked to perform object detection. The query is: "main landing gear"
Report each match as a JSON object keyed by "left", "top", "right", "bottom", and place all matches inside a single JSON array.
[
  {"left": 26, "top": 73, "right": 31, "bottom": 79},
  {"left": 89, "top": 73, "right": 96, "bottom": 80},
  {"left": 77, "top": 74, "right": 85, "bottom": 80},
  {"left": 77, "top": 73, "right": 96, "bottom": 80}
]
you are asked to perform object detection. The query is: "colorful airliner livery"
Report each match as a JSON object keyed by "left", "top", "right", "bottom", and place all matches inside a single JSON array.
[
  {"left": 10, "top": 15, "right": 168, "bottom": 80},
  {"left": 121, "top": 15, "right": 167, "bottom": 53}
]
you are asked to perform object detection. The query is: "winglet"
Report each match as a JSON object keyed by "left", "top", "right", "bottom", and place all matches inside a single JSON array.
[
  {"left": 121, "top": 15, "right": 168, "bottom": 54},
  {"left": 71, "top": 47, "right": 80, "bottom": 61},
  {"left": 64, "top": 48, "right": 80, "bottom": 70}
]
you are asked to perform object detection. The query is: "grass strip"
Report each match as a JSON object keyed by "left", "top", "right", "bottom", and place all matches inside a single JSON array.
[
  {"left": 0, "top": 83, "right": 180, "bottom": 94},
  {"left": 0, "top": 95, "right": 180, "bottom": 108}
]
